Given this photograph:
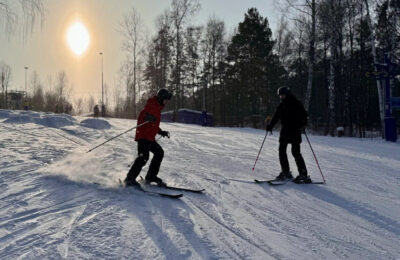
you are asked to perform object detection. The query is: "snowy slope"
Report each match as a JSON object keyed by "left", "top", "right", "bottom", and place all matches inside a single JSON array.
[{"left": 0, "top": 109, "right": 399, "bottom": 259}]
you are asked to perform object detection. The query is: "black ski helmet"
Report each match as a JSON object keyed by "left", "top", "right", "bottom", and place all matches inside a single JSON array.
[
  {"left": 277, "top": 86, "right": 290, "bottom": 96},
  {"left": 156, "top": 89, "right": 172, "bottom": 103}
]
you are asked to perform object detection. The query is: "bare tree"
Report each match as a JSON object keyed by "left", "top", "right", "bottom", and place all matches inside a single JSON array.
[
  {"left": 55, "top": 71, "right": 68, "bottom": 100},
  {"left": 74, "top": 98, "right": 84, "bottom": 115},
  {"left": 170, "top": 0, "right": 200, "bottom": 110},
  {"left": 53, "top": 71, "right": 72, "bottom": 113},
  {"left": 120, "top": 7, "right": 146, "bottom": 118},
  {"left": 136, "top": 57, "right": 145, "bottom": 105},
  {"left": 282, "top": 0, "right": 318, "bottom": 112},
  {"left": 30, "top": 70, "right": 40, "bottom": 96},
  {"left": 32, "top": 84, "right": 44, "bottom": 111},
  {"left": 112, "top": 82, "right": 124, "bottom": 117},
  {"left": 275, "top": 16, "right": 294, "bottom": 69},
  {"left": 305, "top": 0, "right": 316, "bottom": 112},
  {"left": 87, "top": 95, "right": 95, "bottom": 113},
  {"left": 0, "top": 0, "right": 44, "bottom": 40},
  {"left": 104, "top": 82, "right": 110, "bottom": 109},
  {"left": 155, "top": 11, "right": 172, "bottom": 91},
  {"left": 119, "top": 60, "right": 133, "bottom": 98},
  {"left": 118, "top": 59, "right": 135, "bottom": 118},
  {"left": 0, "top": 61, "right": 12, "bottom": 108},
  {"left": 292, "top": 16, "right": 308, "bottom": 63},
  {"left": 30, "top": 70, "right": 45, "bottom": 110},
  {"left": 184, "top": 25, "right": 203, "bottom": 109},
  {"left": 318, "top": 0, "right": 346, "bottom": 135},
  {"left": 364, "top": 0, "right": 384, "bottom": 134},
  {"left": 202, "top": 16, "right": 226, "bottom": 115}
]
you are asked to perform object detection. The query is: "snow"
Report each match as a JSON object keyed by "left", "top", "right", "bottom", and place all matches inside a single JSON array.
[
  {"left": 37, "top": 114, "right": 77, "bottom": 128},
  {"left": 0, "top": 109, "right": 399, "bottom": 259},
  {"left": 80, "top": 118, "right": 112, "bottom": 130},
  {"left": 0, "top": 110, "right": 15, "bottom": 119},
  {"left": 3, "top": 115, "right": 36, "bottom": 124},
  {"left": 3, "top": 112, "right": 76, "bottom": 128}
]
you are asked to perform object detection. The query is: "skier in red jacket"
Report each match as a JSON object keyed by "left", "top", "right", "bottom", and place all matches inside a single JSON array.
[{"left": 124, "top": 89, "right": 172, "bottom": 187}]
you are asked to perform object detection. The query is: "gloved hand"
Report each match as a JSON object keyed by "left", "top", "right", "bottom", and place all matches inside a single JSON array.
[
  {"left": 144, "top": 113, "right": 156, "bottom": 123},
  {"left": 266, "top": 124, "right": 273, "bottom": 132},
  {"left": 159, "top": 130, "right": 170, "bottom": 138}
]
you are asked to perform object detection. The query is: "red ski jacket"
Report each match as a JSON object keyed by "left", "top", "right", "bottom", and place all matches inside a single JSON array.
[{"left": 135, "top": 96, "right": 164, "bottom": 141}]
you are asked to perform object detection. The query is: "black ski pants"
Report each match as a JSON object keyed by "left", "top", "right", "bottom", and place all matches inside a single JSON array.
[
  {"left": 126, "top": 139, "right": 164, "bottom": 181},
  {"left": 279, "top": 141, "right": 307, "bottom": 176}
]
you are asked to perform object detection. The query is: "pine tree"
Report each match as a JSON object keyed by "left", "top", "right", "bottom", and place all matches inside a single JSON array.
[{"left": 225, "top": 8, "right": 285, "bottom": 126}]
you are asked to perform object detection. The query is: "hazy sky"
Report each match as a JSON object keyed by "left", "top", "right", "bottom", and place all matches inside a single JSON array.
[{"left": 0, "top": 0, "right": 280, "bottom": 103}]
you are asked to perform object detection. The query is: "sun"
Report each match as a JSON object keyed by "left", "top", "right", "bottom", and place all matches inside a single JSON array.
[{"left": 67, "top": 21, "right": 90, "bottom": 56}]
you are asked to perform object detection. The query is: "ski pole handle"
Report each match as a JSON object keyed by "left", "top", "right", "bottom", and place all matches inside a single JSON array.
[{"left": 87, "top": 121, "right": 150, "bottom": 153}]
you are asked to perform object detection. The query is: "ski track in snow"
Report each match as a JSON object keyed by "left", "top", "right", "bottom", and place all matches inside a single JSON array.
[{"left": 0, "top": 110, "right": 399, "bottom": 259}]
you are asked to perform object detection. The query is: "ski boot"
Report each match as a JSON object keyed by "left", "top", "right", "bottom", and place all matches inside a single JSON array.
[
  {"left": 293, "top": 174, "right": 312, "bottom": 184},
  {"left": 275, "top": 171, "right": 293, "bottom": 181},
  {"left": 124, "top": 177, "right": 141, "bottom": 188},
  {"left": 145, "top": 176, "right": 167, "bottom": 187}
]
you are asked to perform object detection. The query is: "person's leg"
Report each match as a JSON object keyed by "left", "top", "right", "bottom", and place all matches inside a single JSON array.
[
  {"left": 145, "top": 141, "right": 164, "bottom": 181},
  {"left": 126, "top": 140, "right": 150, "bottom": 183},
  {"left": 279, "top": 142, "right": 290, "bottom": 174},
  {"left": 291, "top": 143, "right": 307, "bottom": 176}
]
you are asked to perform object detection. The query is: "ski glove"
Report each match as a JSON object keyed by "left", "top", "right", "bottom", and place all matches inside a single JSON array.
[
  {"left": 159, "top": 130, "right": 170, "bottom": 138},
  {"left": 144, "top": 113, "right": 156, "bottom": 123}
]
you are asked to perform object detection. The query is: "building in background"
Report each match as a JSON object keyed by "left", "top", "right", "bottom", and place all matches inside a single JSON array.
[{"left": 161, "top": 109, "right": 213, "bottom": 126}]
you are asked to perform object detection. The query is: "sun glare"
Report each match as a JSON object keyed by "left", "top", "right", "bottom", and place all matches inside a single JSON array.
[{"left": 67, "top": 21, "right": 90, "bottom": 56}]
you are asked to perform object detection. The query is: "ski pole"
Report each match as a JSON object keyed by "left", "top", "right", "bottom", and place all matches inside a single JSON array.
[
  {"left": 128, "top": 159, "right": 135, "bottom": 168},
  {"left": 252, "top": 132, "right": 268, "bottom": 172},
  {"left": 304, "top": 130, "right": 326, "bottom": 183},
  {"left": 87, "top": 121, "right": 149, "bottom": 153}
]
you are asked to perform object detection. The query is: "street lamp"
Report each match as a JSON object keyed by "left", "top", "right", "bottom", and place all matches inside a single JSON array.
[
  {"left": 99, "top": 52, "right": 105, "bottom": 116},
  {"left": 24, "top": 66, "right": 28, "bottom": 110},
  {"left": 24, "top": 66, "right": 28, "bottom": 96}
]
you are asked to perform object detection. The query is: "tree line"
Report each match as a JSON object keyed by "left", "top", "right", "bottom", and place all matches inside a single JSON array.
[
  {"left": 0, "top": 66, "right": 80, "bottom": 114},
  {"left": 1, "top": 0, "right": 399, "bottom": 137},
  {"left": 118, "top": 0, "right": 400, "bottom": 137}
]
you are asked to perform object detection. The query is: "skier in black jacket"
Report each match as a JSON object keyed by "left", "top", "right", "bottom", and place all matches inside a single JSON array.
[{"left": 266, "top": 87, "right": 311, "bottom": 183}]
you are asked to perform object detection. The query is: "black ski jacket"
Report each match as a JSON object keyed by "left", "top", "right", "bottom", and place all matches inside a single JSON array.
[{"left": 269, "top": 94, "right": 308, "bottom": 143}]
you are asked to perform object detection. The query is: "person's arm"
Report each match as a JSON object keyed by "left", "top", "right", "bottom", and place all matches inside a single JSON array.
[
  {"left": 144, "top": 113, "right": 156, "bottom": 122},
  {"left": 266, "top": 105, "right": 281, "bottom": 131},
  {"left": 142, "top": 102, "right": 160, "bottom": 123},
  {"left": 298, "top": 101, "right": 308, "bottom": 128}
]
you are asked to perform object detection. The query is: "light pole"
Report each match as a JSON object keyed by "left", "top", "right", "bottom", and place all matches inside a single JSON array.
[
  {"left": 24, "top": 66, "right": 28, "bottom": 96},
  {"left": 1, "top": 71, "right": 5, "bottom": 108},
  {"left": 24, "top": 66, "right": 28, "bottom": 110},
  {"left": 99, "top": 52, "right": 105, "bottom": 116}
]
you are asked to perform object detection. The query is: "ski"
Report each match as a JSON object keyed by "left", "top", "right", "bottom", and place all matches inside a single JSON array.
[
  {"left": 255, "top": 179, "right": 289, "bottom": 185},
  {"left": 294, "top": 181, "right": 325, "bottom": 185},
  {"left": 139, "top": 177, "right": 205, "bottom": 193},
  {"left": 254, "top": 179, "right": 269, "bottom": 183},
  {"left": 254, "top": 179, "right": 325, "bottom": 185},
  {"left": 161, "top": 185, "right": 205, "bottom": 193},
  {"left": 118, "top": 179, "right": 183, "bottom": 199},
  {"left": 140, "top": 189, "right": 183, "bottom": 199},
  {"left": 268, "top": 180, "right": 291, "bottom": 185}
]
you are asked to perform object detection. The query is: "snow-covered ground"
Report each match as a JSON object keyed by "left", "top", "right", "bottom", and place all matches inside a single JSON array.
[{"left": 0, "top": 109, "right": 399, "bottom": 259}]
